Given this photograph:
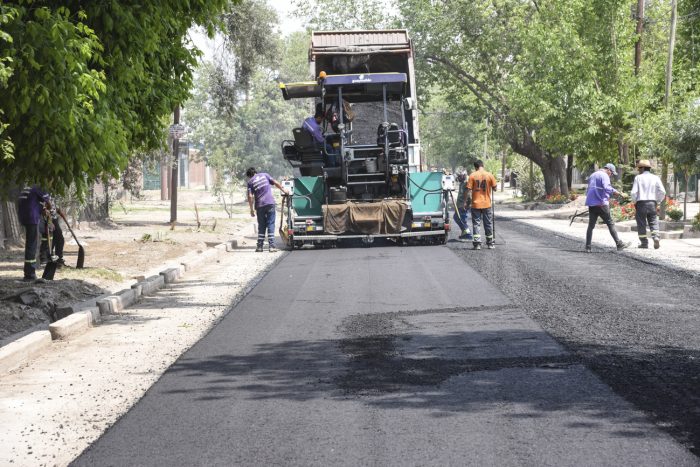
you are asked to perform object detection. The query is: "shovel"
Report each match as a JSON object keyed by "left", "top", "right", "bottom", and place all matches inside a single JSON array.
[
  {"left": 60, "top": 212, "right": 85, "bottom": 269},
  {"left": 569, "top": 208, "right": 589, "bottom": 227},
  {"left": 41, "top": 217, "right": 57, "bottom": 280}
]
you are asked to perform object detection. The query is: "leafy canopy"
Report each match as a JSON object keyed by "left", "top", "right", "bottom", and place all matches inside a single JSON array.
[{"left": 0, "top": 0, "right": 230, "bottom": 195}]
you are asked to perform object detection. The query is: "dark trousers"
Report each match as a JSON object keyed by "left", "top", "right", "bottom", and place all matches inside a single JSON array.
[
  {"left": 256, "top": 204, "right": 276, "bottom": 247},
  {"left": 586, "top": 205, "right": 621, "bottom": 247},
  {"left": 40, "top": 217, "right": 64, "bottom": 261},
  {"left": 23, "top": 224, "right": 38, "bottom": 279},
  {"left": 471, "top": 207, "right": 493, "bottom": 245},
  {"left": 635, "top": 201, "right": 659, "bottom": 245}
]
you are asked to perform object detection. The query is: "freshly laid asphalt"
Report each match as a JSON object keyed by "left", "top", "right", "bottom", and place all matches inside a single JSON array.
[{"left": 73, "top": 241, "right": 698, "bottom": 466}]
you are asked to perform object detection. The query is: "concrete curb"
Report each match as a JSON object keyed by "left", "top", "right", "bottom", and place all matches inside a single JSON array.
[
  {"left": 1, "top": 242, "right": 234, "bottom": 375},
  {"left": 96, "top": 287, "right": 138, "bottom": 314},
  {"left": 49, "top": 308, "right": 100, "bottom": 340},
  {"left": 0, "top": 331, "right": 52, "bottom": 375}
]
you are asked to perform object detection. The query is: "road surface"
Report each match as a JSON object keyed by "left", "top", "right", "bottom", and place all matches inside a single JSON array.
[{"left": 73, "top": 232, "right": 699, "bottom": 466}]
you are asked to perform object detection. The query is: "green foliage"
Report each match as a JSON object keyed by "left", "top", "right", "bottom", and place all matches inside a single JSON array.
[
  {"left": 692, "top": 211, "right": 700, "bottom": 232},
  {"left": 211, "top": 0, "right": 279, "bottom": 113},
  {"left": 667, "top": 207, "right": 683, "bottom": 221},
  {"left": 185, "top": 32, "right": 310, "bottom": 199},
  {"left": 0, "top": 0, "right": 230, "bottom": 196},
  {"left": 292, "top": 0, "right": 400, "bottom": 30},
  {"left": 420, "top": 91, "right": 483, "bottom": 172},
  {"left": 670, "top": 104, "right": 700, "bottom": 174},
  {"left": 511, "top": 155, "right": 544, "bottom": 201}
]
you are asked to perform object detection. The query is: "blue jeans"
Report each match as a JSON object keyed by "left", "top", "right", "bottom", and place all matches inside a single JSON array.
[
  {"left": 453, "top": 207, "right": 469, "bottom": 232},
  {"left": 471, "top": 208, "right": 493, "bottom": 245},
  {"left": 256, "top": 204, "right": 276, "bottom": 247}
]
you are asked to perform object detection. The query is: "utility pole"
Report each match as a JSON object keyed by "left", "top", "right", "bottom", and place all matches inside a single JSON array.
[
  {"left": 160, "top": 157, "right": 170, "bottom": 201},
  {"left": 664, "top": 0, "right": 678, "bottom": 109},
  {"left": 501, "top": 150, "right": 506, "bottom": 192},
  {"left": 634, "top": 0, "right": 645, "bottom": 76},
  {"left": 170, "top": 106, "right": 181, "bottom": 224},
  {"left": 661, "top": 0, "right": 678, "bottom": 219}
]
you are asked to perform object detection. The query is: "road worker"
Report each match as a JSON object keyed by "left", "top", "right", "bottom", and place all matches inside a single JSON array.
[
  {"left": 584, "top": 163, "right": 630, "bottom": 253},
  {"left": 631, "top": 159, "right": 666, "bottom": 249},
  {"left": 467, "top": 160, "right": 498, "bottom": 250},
  {"left": 18, "top": 185, "right": 50, "bottom": 281}
]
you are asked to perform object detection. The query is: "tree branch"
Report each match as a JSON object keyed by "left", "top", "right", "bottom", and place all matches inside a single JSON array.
[{"left": 424, "top": 54, "right": 508, "bottom": 118}]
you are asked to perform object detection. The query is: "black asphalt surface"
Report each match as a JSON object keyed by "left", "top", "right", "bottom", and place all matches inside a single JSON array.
[
  {"left": 74, "top": 230, "right": 699, "bottom": 466},
  {"left": 454, "top": 212, "right": 700, "bottom": 457}
]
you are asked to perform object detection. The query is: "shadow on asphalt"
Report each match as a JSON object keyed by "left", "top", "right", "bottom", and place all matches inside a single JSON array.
[{"left": 158, "top": 327, "right": 690, "bottom": 446}]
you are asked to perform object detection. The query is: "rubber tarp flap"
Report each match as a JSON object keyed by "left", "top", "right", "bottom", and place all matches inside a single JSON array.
[{"left": 323, "top": 200, "right": 408, "bottom": 235}]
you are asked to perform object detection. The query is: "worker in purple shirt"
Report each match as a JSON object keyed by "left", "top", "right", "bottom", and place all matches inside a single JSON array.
[
  {"left": 302, "top": 105, "right": 339, "bottom": 167},
  {"left": 246, "top": 167, "right": 289, "bottom": 252},
  {"left": 18, "top": 185, "right": 50, "bottom": 281},
  {"left": 584, "top": 163, "right": 630, "bottom": 253},
  {"left": 302, "top": 107, "right": 325, "bottom": 147}
]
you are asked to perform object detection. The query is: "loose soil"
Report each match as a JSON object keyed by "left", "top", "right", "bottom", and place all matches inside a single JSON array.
[{"left": 0, "top": 188, "right": 264, "bottom": 341}]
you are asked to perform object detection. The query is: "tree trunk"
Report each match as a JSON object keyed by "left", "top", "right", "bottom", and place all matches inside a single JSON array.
[
  {"left": 566, "top": 154, "right": 574, "bottom": 190},
  {"left": 507, "top": 126, "right": 569, "bottom": 196},
  {"left": 1, "top": 200, "right": 23, "bottom": 248}
]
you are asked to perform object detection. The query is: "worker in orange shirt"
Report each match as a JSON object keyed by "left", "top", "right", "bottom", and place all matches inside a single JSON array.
[{"left": 466, "top": 159, "right": 498, "bottom": 250}]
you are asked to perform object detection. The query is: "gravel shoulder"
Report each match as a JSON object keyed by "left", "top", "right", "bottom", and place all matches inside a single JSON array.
[{"left": 449, "top": 216, "right": 700, "bottom": 457}]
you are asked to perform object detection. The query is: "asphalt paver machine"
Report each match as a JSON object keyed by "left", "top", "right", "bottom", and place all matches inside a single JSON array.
[{"left": 279, "top": 30, "right": 454, "bottom": 248}]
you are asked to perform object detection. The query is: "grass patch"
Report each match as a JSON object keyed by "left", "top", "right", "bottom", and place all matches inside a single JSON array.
[{"left": 60, "top": 267, "right": 123, "bottom": 283}]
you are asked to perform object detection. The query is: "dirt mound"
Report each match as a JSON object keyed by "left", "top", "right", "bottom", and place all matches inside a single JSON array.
[{"left": 0, "top": 278, "right": 107, "bottom": 340}]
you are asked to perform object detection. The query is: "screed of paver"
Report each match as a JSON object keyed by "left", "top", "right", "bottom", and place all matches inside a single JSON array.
[{"left": 0, "top": 248, "right": 282, "bottom": 467}]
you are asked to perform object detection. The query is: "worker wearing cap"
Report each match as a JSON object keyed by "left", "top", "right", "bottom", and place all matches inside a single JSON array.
[
  {"left": 454, "top": 170, "right": 472, "bottom": 240},
  {"left": 631, "top": 159, "right": 666, "bottom": 249},
  {"left": 584, "top": 163, "right": 630, "bottom": 253}
]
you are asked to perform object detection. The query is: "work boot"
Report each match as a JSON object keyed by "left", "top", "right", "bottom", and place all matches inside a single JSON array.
[
  {"left": 473, "top": 244, "right": 481, "bottom": 250},
  {"left": 255, "top": 245, "right": 263, "bottom": 252},
  {"left": 487, "top": 243, "right": 495, "bottom": 250},
  {"left": 584, "top": 246, "right": 592, "bottom": 253},
  {"left": 637, "top": 243, "right": 648, "bottom": 249},
  {"left": 269, "top": 246, "right": 278, "bottom": 253},
  {"left": 458, "top": 229, "right": 471, "bottom": 240},
  {"left": 616, "top": 241, "right": 631, "bottom": 251},
  {"left": 653, "top": 237, "right": 660, "bottom": 249}
]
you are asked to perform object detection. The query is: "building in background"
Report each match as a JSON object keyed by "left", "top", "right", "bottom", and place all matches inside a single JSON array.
[{"left": 143, "top": 141, "right": 213, "bottom": 192}]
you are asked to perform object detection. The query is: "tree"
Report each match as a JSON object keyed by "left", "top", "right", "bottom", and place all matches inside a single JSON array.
[
  {"left": 292, "top": 0, "right": 400, "bottom": 31},
  {"left": 184, "top": 31, "right": 311, "bottom": 211},
  {"left": 209, "top": 0, "right": 279, "bottom": 114},
  {"left": 420, "top": 91, "right": 483, "bottom": 173},
  {"left": 670, "top": 105, "right": 700, "bottom": 218},
  {"left": 0, "top": 1, "right": 230, "bottom": 195},
  {"left": 402, "top": 0, "right": 668, "bottom": 196}
]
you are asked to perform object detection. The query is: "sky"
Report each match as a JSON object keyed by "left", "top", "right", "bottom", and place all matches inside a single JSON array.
[
  {"left": 190, "top": 1, "right": 305, "bottom": 61},
  {"left": 274, "top": 2, "right": 306, "bottom": 35}
]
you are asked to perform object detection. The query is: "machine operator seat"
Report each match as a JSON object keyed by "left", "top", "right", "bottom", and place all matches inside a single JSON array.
[{"left": 293, "top": 127, "right": 324, "bottom": 176}]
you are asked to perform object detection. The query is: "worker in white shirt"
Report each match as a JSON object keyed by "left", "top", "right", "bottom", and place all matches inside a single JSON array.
[{"left": 631, "top": 159, "right": 666, "bottom": 249}]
